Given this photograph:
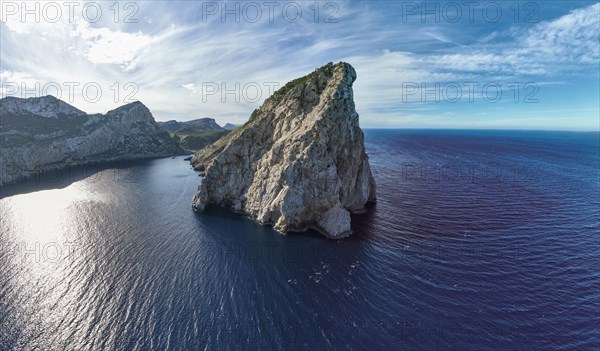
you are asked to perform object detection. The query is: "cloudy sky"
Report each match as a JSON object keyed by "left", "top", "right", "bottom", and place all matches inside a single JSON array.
[{"left": 1, "top": 1, "right": 599, "bottom": 130}]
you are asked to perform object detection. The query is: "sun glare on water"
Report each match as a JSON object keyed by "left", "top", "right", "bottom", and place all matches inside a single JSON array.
[
  {"left": 5, "top": 183, "right": 92, "bottom": 243},
  {"left": 0, "top": 179, "right": 109, "bottom": 281}
]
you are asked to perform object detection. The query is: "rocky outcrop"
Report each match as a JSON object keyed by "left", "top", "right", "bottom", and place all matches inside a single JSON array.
[
  {"left": 191, "top": 62, "right": 376, "bottom": 238},
  {"left": 0, "top": 96, "right": 183, "bottom": 186}
]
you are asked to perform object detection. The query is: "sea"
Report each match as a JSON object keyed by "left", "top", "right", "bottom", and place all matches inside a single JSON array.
[{"left": 0, "top": 129, "right": 598, "bottom": 350}]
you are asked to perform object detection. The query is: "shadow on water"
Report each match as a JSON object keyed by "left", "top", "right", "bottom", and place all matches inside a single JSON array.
[
  {"left": 349, "top": 202, "right": 379, "bottom": 241},
  {"left": 0, "top": 159, "right": 160, "bottom": 199}
]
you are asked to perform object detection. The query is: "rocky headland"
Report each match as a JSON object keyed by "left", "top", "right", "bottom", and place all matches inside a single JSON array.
[
  {"left": 0, "top": 96, "right": 183, "bottom": 186},
  {"left": 191, "top": 62, "right": 376, "bottom": 238}
]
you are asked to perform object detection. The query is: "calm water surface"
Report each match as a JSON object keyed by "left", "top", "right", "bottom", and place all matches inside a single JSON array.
[{"left": 1, "top": 129, "right": 598, "bottom": 350}]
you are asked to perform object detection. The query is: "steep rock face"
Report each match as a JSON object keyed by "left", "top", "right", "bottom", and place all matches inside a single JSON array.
[
  {"left": 191, "top": 62, "right": 376, "bottom": 238},
  {"left": 0, "top": 96, "right": 183, "bottom": 186}
]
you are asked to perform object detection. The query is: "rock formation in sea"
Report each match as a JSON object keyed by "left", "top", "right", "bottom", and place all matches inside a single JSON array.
[
  {"left": 191, "top": 62, "right": 376, "bottom": 238},
  {"left": 0, "top": 96, "right": 183, "bottom": 185}
]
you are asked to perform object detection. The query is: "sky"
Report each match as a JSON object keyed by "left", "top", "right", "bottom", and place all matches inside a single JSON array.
[{"left": 0, "top": 0, "right": 599, "bottom": 130}]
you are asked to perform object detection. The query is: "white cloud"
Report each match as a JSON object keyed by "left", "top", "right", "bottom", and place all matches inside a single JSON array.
[
  {"left": 0, "top": 1, "right": 598, "bottom": 129},
  {"left": 70, "top": 20, "right": 154, "bottom": 71},
  {"left": 429, "top": 3, "right": 600, "bottom": 77},
  {"left": 0, "top": 70, "right": 38, "bottom": 96},
  {"left": 2, "top": 15, "right": 33, "bottom": 34},
  {"left": 181, "top": 83, "right": 197, "bottom": 94},
  {"left": 344, "top": 2, "right": 600, "bottom": 114},
  {"left": 523, "top": 3, "right": 600, "bottom": 64}
]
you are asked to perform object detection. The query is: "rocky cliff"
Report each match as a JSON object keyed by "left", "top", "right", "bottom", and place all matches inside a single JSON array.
[
  {"left": 0, "top": 96, "right": 183, "bottom": 185},
  {"left": 191, "top": 62, "right": 376, "bottom": 238}
]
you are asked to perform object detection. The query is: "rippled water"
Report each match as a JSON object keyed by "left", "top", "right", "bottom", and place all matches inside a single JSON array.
[{"left": 1, "top": 130, "right": 598, "bottom": 350}]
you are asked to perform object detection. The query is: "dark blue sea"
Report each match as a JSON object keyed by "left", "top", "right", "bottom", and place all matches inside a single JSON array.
[{"left": 1, "top": 129, "right": 598, "bottom": 350}]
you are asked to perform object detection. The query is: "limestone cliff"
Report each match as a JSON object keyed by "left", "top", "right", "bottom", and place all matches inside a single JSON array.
[
  {"left": 191, "top": 62, "right": 376, "bottom": 238},
  {"left": 0, "top": 96, "right": 183, "bottom": 185}
]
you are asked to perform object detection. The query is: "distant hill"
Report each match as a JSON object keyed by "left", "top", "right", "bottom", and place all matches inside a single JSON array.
[
  {"left": 223, "top": 123, "right": 239, "bottom": 130},
  {"left": 157, "top": 118, "right": 223, "bottom": 132},
  {"left": 158, "top": 118, "right": 229, "bottom": 151},
  {"left": 0, "top": 96, "right": 183, "bottom": 186}
]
